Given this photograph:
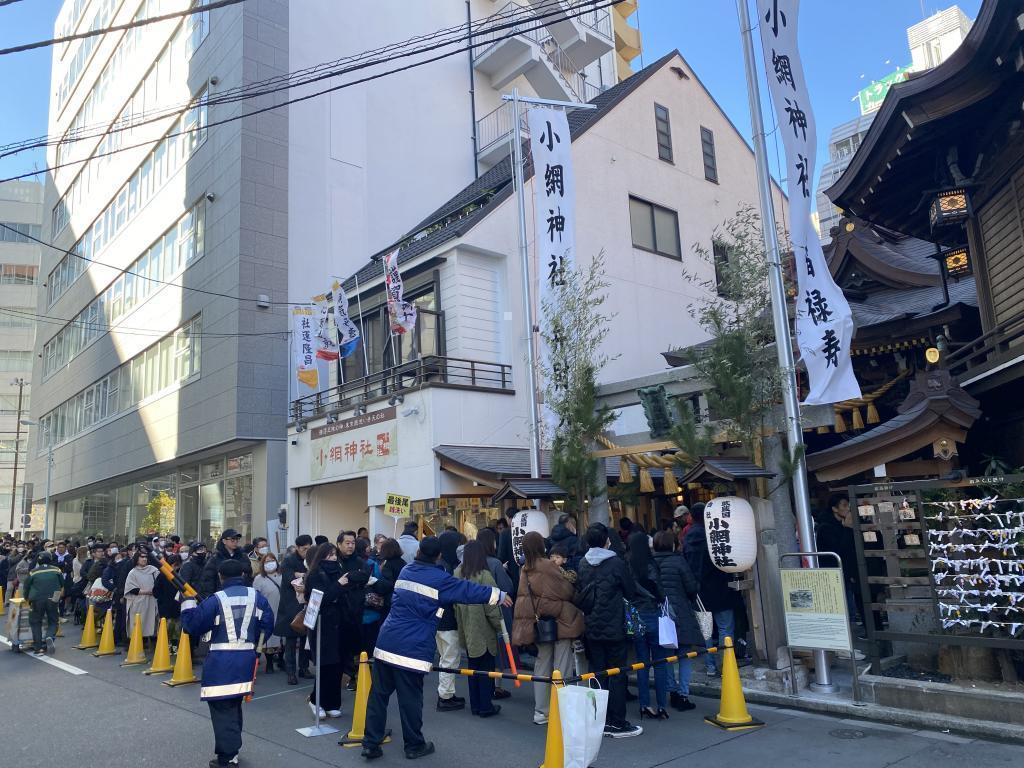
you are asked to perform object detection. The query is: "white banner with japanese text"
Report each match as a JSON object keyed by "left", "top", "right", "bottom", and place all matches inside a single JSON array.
[
  {"left": 312, "top": 292, "right": 339, "bottom": 361},
  {"left": 309, "top": 407, "right": 398, "bottom": 481},
  {"left": 292, "top": 306, "right": 319, "bottom": 392},
  {"left": 528, "top": 106, "right": 575, "bottom": 438},
  {"left": 383, "top": 249, "right": 417, "bottom": 334},
  {"left": 757, "top": 0, "right": 860, "bottom": 404},
  {"left": 331, "top": 279, "right": 361, "bottom": 358}
]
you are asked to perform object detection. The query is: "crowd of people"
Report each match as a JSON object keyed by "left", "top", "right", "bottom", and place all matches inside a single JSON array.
[{"left": 1, "top": 505, "right": 751, "bottom": 762}]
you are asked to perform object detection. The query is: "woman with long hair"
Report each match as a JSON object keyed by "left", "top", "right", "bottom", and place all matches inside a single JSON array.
[
  {"left": 304, "top": 542, "right": 346, "bottom": 718},
  {"left": 253, "top": 552, "right": 285, "bottom": 673},
  {"left": 627, "top": 530, "right": 670, "bottom": 720},
  {"left": 454, "top": 541, "right": 504, "bottom": 717},
  {"left": 511, "top": 531, "right": 583, "bottom": 725},
  {"left": 652, "top": 530, "right": 703, "bottom": 711},
  {"left": 476, "top": 526, "right": 515, "bottom": 699}
]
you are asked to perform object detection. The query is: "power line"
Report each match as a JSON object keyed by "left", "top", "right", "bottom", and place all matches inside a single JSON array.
[
  {"left": 1, "top": 0, "right": 617, "bottom": 184},
  {"left": 0, "top": 0, "right": 246, "bottom": 56},
  {"left": 0, "top": 0, "right": 583, "bottom": 160},
  {"left": 0, "top": 0, "right": 29, "bottom": 6}
]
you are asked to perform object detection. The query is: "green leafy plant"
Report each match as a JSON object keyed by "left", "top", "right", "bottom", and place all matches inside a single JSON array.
[{"left": 540, "top": 251, "right": 618, "bottom": 514}]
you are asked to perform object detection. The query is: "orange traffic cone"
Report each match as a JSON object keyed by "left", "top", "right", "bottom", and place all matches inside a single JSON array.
[
  {"left": 76, "top": 604, "right": 99, "bottom": 649},
  {"left": 704, "top": 636, "right": 764, "bottom": 730},
  {"left": 93, "top": 608, "right": 119, "bottom": 657},
  {"left": 121, "top": 614, "right": 147, "bottom": 666},
  {"left": 144, "top": 618, "right": 174, "bottom": 674},
  {"left": 539, "top": 670, "right": 564, "bottom": 768},
  {"left": 163, "top": 630, "right": 199, "bottom": 687}
]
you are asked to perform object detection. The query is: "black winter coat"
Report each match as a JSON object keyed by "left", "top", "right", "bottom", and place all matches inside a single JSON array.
[
  {"left": 153, "top": 571, "right": 181, "bottom": 620},
  {"left": 815, "top": 515, "right": 859, "bottom": 585},
  {"left": 576, "top": 551, "right": 635, "bottom": 642},
  {"left": 199, "top": 542, "right": 253, "bottom": 597},
  {"left": 178, "top": 556, "right": 205, "bottom": 593},
  {"left": 548, "top": 524, "right": 579, "bottom": 557},
  {"left": 304, "top": 565, "right": 345, "bottom": 666},
  {"left": 275, "top": 551, "right": 307, "bottom": 637},
  {"left": 652, "top": 551, "right": 704, "bottom": 647},
  {"left": 377, "top": 555, "right": 404, "bottom": 614},
  {"left": 682, "top": 524, "right": 733, "bottom": 613}
]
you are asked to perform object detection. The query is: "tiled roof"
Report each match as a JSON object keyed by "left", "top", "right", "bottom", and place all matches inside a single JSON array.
[
  {"left": 434, "top": 444, "right": 663, "bottom": 481},
  {"left": 679, "top": 457, "right": 775, "bottom": 483},
  {"left": 339, "top": 51, "right": 681, "bottom": 294},
  {"left": 491, "top": 479, "right": 568, "bottom": 502},
  {"left": 849, "top": 276, "right": 978, "bottom": 328}
]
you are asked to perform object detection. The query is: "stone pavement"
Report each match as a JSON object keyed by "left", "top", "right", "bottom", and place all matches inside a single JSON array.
[{"left": 1, "top": 630, "right": 1022, "bottom": 768}]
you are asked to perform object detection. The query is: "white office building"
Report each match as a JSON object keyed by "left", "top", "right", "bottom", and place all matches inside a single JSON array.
[{"left": 0, "top": 181, "right": 43, "bottom": 534}]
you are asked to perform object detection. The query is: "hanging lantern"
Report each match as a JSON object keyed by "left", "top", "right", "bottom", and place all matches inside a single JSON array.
[
  {"left": 928, "top": 188, "right": 971, "bottom": 229},
  {"left": 942, "top": 246, "right": 971, "bottom": 278},
  {"left": 703, "top": 496, "right": 757, "bottom": 573},
  {"left": 510, "top": 509, "right": 550, "bottom": 563}
]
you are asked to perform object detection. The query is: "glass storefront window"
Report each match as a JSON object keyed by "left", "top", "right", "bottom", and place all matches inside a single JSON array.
[
  {"left": 179, "top": 464, "right": 200, "bottom": 484},
  {"left": 201, "top": 459, "right": 223, "bottom": 481},
  {"left": 179, "top": 486, "right": 198, "bottom": 543},
  {"left": 226, "top": 452, "right": 252, "bottom": 474},
  {"left": 224, "top": 474, "right": 252, "bottom": 543},
  {"left": 200, "top": 482, "right": 224, "bottom": 542}
]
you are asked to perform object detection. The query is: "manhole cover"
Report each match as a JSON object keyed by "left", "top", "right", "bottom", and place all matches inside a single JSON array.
[{"left": 829, "top": 729, "right": 867, "bottom": 740}]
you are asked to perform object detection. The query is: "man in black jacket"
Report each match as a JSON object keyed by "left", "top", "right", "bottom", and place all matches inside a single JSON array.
[
  {"left": 278, "top": 534, "right": 312, "bottom": 684},
  {"left": 178, "top": 541, "right": 208, "bottom": 592},
  {"left": 815, "top": 494, "right": 865, "bottom": 630},
  {"left": 576, "top": 525, "right": 642, "bottom": 739},
  {"left": 200, "top": 530, "right": 253, "bottom": 598},
  {"left": 336, "top": 531, "right": 371, "bottom": 687}
]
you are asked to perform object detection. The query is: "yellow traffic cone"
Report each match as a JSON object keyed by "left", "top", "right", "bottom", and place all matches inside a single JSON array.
[
  {"left": 75, "top": 604, "right": 99, "bottom": 649},
  {"left": 163, "top": 630, "right": 199, "bottom": 687},
  {"left": 93, "top": 608, "right": 119, "bottom": 656},
  {"left": 122, "top": 614, "right": 147, "bottom": 666},
  {"left": 56, "top": 620, "right": 64, "bottom": 638},
  {"left": 539, "top": 669, "right": 564, "bottom": 768},
  {"left": 704, "top": 636, "right": 764, "bottom": 730},
  {"left": 339, "top": 652, "right": 391, "bottom": 746},
  {"left": 0, "top": 586, "right": 6, "bottom": 615},
  {"left": 144, "top": 618, "right": 174, "bottom": 674}
]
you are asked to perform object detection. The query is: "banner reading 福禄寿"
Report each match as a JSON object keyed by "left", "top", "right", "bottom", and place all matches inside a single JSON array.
[
  {"left": 331, "top": 279, "right": 361, "bottom": 359},
  {"left": 528, "top": 106, "right": 576, "bottom": 439},
  {"left": 383, "top": 249, "right": 417, "bottom": 334},
  {"left": 756, "top": 0, "right": 860, "bottom": 405},
  {"left": 292, "top": 306, "right": 319, "bottom": 391}
]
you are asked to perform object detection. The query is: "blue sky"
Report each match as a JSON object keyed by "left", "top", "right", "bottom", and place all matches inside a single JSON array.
[{"left": 0, "top": 0, "right": 983, "bottom": 188}]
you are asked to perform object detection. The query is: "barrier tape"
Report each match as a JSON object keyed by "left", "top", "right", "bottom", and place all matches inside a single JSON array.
[{"left": 432, "top": 666, "right": 551, "bottom": 684}]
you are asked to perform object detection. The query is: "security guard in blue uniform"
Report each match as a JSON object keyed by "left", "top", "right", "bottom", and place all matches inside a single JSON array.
[
  {"left": 181, "top": 557, "right": 275, "bottom": 768},
  {"left": 362, "top": 536, "right": 513, "bottom": 760}
]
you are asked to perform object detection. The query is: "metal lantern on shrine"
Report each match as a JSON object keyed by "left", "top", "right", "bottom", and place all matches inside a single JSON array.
[
  {"left": 942, "top": 246, "right": 972, "bottom": 278},
  {"left": 704, "top": 496, "right": 757, "bottom": 573},
  {"left": 928, "top": 188, "right": 971, "bottom": 229},
  {"left": 510, "top": 508, "right": 549, "bottom": 563}
]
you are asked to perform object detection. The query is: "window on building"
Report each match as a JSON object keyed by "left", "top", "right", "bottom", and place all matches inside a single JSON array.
[
  {"left": 0, "top": 223, "right": 41, "bottom": 243},
  {"left": 628, "top": 196, "right": 681, "bottom": 259},
  {"left": 0, "top": 351, "right": 32, "bottom": 372},
  {"left": 700, "top": 127, "right": 718, "bottom": 183},
  {"left": 654, "top": 103, "right": 673, "bottom": 163}
]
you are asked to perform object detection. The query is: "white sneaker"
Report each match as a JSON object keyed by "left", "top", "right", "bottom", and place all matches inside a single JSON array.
[
  {"left": 326, "top": 709, "right": 343, "bottom": 718},
  {"left": 308, "top": 701, "right": 326, "bottom": 718},
  {"left": 533, "top": 713, "right": 548, "bottom": 725}
]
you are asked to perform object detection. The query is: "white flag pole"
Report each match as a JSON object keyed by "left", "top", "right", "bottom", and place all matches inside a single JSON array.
[
  {"left": 735, "top": 0, "right": 833, "bottom": 692},
  {"left": 352, "top": 271, "right": 371, "bottom": 379}
]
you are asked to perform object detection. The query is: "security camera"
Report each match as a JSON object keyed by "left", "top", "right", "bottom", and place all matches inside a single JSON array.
[{"left": 206, "top": 193, "right": 216, "bottom": 203}]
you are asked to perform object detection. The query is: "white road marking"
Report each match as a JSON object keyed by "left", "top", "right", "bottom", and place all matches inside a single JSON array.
[
  {"left": 0, "top": 634, "right": 89, "bottom": 675},
  {"left": 250, "top": 684, "right": 314, "bottom": 700}
]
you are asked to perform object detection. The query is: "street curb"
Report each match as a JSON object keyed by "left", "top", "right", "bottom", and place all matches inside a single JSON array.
[{"left": 688, "top": 681, "right": 1024, "bottom": 744}]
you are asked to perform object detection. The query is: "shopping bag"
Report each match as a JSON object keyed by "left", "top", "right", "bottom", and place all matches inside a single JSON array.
[
  {"left": 558, "top": 681, "right": 608, "bottom": 768},
  {"left": 658, "top": 599, "right": 678, "bottom": 649},
  {"left": 694, "top": 596, "right": 714, "bottom": 642}
]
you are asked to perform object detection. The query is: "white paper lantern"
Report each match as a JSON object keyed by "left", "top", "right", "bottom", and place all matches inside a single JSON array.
[
  {"left": 704, "top": 496, "right": 757, "bottom": 573},
  {"left": 510, "top": 509, "right": 550, "bottom": 563}
]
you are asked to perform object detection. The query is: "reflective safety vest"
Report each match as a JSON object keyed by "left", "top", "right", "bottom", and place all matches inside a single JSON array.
[{"left": 181, "top": 578, "right": 275, "bottom": 700}]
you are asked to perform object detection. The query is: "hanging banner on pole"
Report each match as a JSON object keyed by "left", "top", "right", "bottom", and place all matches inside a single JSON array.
[
  {"left": 527, "top": 106, "right": 575, "bottom": 440},
  {"left": 292, "top": 306, "right": 319, "bottom": 391},
  {"left": 331, "top": 280, "right": 361, "bottom": 359},
  {"left": 756, "top": 0, "right": 860, "bottom": 405},
  {"left": 383, "top": 249, "right": 417, "bottom": 334},
  {"left": 312, "top": 293, "right": 339, "bottom": 361}
]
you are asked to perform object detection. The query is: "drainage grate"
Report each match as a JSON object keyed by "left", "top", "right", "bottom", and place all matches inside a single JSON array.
[{"left": 829, "top": 728, "right": 868, "bottom": 740}]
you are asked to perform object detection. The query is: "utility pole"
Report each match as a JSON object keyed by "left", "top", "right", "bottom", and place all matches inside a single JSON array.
[{"left": 8, "top": 377, "right": 26, "bottom": 532}]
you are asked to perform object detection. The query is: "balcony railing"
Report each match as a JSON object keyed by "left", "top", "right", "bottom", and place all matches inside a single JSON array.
[
  {"left": 477, "top": 101, "right": 529, "bottom": 157},
  {"left": 946, "top": 309, "right": 1024, "bottom": 386},
  {"left": 576, "top": 7, "right": 612, "bottom": 39},
  {"left": 290, "top": 356, "right": 514, "bottom": 423}
]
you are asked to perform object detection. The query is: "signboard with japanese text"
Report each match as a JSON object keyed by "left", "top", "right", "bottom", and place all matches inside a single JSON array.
[
  {"left": 304, "top": 588, "right": 324, "bottom": 630},
  {"left": 309, "top": 407, "right": 398, "bottom": 482},
  {"left": 510, "top": 509, "right": 550, "bottom": 564},
  {"left": 385, "top": 492, "right": 411, "bottom": 519},
  {"left": 757, "top": 0, "right": 860, "bottom": 404},
  {"left": 780, "top": 567, "right": 852, "bottom": 651},
  {"left": 292, "top": 306, "right": 319, "bottom": 391},
  {"left": 383, "top": 249, "right": 417, "bottom": 334},
  {"left": 858, "top": 65, "right": 911, "bottom": 115},
  {"left": 527, "top": 106, "right": 576, "bottom": 439}
]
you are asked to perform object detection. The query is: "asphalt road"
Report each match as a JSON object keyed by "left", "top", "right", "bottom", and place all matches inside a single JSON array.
[{"left": 1, "top": 628, "right": 1022, "bottom": 768}]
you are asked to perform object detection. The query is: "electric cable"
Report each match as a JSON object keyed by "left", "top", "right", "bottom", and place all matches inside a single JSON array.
[
  {"left": 0, "top": 0, "right": 597, "bottom": 160},
  {"left": 0, "top": 0, "right": 246, "bottom": 56}
]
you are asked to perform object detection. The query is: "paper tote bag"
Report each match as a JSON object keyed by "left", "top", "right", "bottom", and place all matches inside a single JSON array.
[
  {"left": 658, "top": 599, "right": 678, "bottom": 649},
  {"left": 558, "top": 682, "right": 608, "bottom": 768},
  {"left": 694, "top": 596, "right": 714, "bottom": 642}
]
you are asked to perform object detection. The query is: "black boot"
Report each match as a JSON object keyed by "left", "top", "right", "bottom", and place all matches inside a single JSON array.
[{"left": 264, "top": 653, "right": 274, "bottom": 673}]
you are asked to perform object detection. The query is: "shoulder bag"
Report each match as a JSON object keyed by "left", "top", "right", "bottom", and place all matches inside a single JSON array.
[
  {"left": 525, "top": 572, "right": 559, "bottom": 643},
  {"left": 290, "top": 606, "right": 308, "bottom": 636},
  {"left": 694, "top": 595, "right": 714, "bottom": 641}
]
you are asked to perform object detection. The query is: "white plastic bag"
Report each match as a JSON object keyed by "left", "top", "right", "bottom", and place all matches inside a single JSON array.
[
  {"left": 658, "top": 599, "right": 678, "bottom": 649},
  {"left": 559, "top": 682, "right": 608, "bottom": 768}
]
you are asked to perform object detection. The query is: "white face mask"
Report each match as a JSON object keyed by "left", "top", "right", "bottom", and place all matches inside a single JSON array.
[
  {"left": 109, "top": 548, "right": 119, "bottom": 556},
  {"left": 263, "top": 561, "right": 278, "bottom": 573},
  {"left": 258, "top": 546, "right": 270, "bottom": 555},
  {"left": 180, "top": 553, "right": 190, "bottom": 561}
]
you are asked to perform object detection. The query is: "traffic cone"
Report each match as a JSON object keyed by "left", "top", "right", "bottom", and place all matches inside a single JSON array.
[
  {"left": 93, "top": 608, "right": 119, "bottom": 656},
  {"left": 144, "top": 618, "right": 174, "bottom": 674},
  {"left": 56, "top": 620, "right": 64, "bottom": 638},
  {"left": 121, "top": 614, "right": 147, "bottom": 666},
  {"left": 0, "top": 586, "right": 5, "bottom": 615},
  {"left": 539, "top": 669, "right": 564, "bottom": 768},
  {"left": 163, "top": 630, "right": 199, "bottom": 687},
  {"left": 76, "top": 604, "right": 99, "bottom": 649},
  {"left": 339, "top": 652, "right": 391, "bottom": 746},
  {"left": 704, "top": 636, "right": 764, "bottom": 731}
]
